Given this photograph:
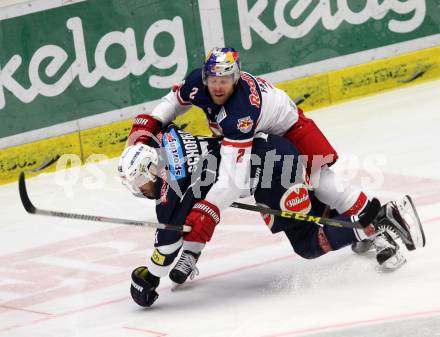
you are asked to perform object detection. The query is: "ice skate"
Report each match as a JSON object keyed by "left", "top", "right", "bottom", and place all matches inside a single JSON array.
[
  {"left": 372, "top": 231, "right": 406, "bottom": 271},
  {"left": 169, "top": 250, "right": 200, "bottom": 289},
  {"left": 373, "top": 195, "right": 425, "bottom": 251}
]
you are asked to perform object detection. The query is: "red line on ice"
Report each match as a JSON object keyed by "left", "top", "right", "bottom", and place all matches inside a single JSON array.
[
  {"left": 423, "top": 216, "right": 440, "bottom": 224},
  {"left": 0, "top": 254, "right": 293, "bottom": 334},
  {"left": 0, "top": 304, "right": 53, "bottom": 316},
  {"left": 123, "top": 326, "right": 168, "bottom": 336},
  {"left": 261, "top": 308, "right": 440, "bottom": 337}
]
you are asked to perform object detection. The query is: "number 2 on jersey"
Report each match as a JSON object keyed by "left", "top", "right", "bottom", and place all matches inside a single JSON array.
[{"left": 236, "top": 148, "right": 245, "bottom": 163}]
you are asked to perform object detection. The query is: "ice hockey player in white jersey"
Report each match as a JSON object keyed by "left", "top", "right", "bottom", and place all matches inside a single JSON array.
[{"left": 124, "top": 47, "right": 412, "bottom": 249}]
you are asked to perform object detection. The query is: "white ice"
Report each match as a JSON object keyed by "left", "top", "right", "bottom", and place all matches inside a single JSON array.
[{"left": 1, "top": 79, "right": 440, "bottom": 337}]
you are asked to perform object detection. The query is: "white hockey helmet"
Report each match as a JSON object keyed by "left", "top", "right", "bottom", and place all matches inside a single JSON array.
[{"left": 118, "top": 144, "right": 158, "bottom": 195}]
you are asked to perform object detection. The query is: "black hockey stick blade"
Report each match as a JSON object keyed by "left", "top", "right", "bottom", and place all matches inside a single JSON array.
[
  {"left": 18, "top": 172, "right": 190, "bottom": 232},
  {"left": 230, "top": 201, "right": 370, "bottom": 229},
  {"left": 25, "top": 155, "right": 60, "bottom": 173},
  {"left": 398, "top": 70, "right": 425, "bottom": 84},
  {"left": 19, "top": 172, "right": 37, "bottom": 214}
]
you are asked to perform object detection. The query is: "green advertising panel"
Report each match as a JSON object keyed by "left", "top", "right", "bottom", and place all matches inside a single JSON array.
[
  {"left": 1, "top": 0, "right": 440, "bottom": 140},
  {"left": 0, "top": 0, "right": 205, "bottom": 138},
  {"left": 223, "top": 0, "right": 440, "bottom": 74}
]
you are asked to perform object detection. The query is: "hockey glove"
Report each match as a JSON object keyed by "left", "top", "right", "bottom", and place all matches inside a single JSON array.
[
  {"left": 184, "top": 200, "right": 220, "bottom": 243},
  {"left": 130, "top": 266, "right": 160, "bottom": 307},
  {"left": 127, "top": 114, "right": 162, "bottom": 146}
]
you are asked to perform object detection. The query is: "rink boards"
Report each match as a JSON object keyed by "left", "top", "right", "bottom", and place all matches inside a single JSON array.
[
  {"left": 0, "top": 43, "right": 440, "bottom": 184},
  {"left": 1, "top": 44, "right": 439, "bottom": 185}
]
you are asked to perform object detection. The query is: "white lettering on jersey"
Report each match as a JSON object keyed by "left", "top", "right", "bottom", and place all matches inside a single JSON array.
[
  {"left": 189, "top": 87, "right": 199, "bottom": 100},
  {"left": 241, "top": 72, "right": 261, "bottom": 108},
  {"left": 240, "top": 72, "right": 298, "bottom": 136}
]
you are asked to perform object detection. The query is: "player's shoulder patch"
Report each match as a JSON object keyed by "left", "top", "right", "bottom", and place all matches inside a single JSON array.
[
  {"left": 237, "top": 116, "right": 254, "bottom": 133},
  {"left": 216, "top": 107, "right": 227, "bottom": 124}
]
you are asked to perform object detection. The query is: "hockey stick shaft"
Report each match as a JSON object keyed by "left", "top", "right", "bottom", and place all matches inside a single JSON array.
[
  {"left": 18, "top": 172, "right": 191, "bottom": 232},
  {"left": 230, "top": 201, "right": 378, "bottom": 229}
]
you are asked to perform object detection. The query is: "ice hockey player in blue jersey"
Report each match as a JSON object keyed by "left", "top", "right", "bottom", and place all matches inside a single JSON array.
[
  {"left": 126, "top": 47, "right": 380, "bottom": 249},
  {"left": 118, "top": 125, "right": 425, "bottom": 307}
]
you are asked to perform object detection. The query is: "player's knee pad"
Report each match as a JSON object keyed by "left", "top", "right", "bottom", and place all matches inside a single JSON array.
[
  {"left": 130, "top": 266, "right": 160, "bottom": 307},
  {"left": 150, "top": 247, "right": 180, "bottom": 267},
  {"left": 147, "top": 242, "right": 182, "bottom": 277}
]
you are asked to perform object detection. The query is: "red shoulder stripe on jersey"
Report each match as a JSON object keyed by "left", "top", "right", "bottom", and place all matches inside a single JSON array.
[
  {"left": 176, "top": 88, "right": 191, "bottom": 106},
  {"left": 222, "top": 139, "right": 253, "bottom": 148}
]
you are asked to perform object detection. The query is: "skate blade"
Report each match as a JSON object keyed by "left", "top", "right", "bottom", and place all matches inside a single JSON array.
[
  {"left": 400, "top": 195, "right": 426, "bottom": 249},
  {"left": 376, "top": 254, "right": 407, "bottom": 273},
  {"left": 170, "top": 282, "right": 183, "bottom": 292}
]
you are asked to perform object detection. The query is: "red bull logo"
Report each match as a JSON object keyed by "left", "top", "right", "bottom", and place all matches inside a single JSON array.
[{"left": 237, "top": 116, "right": 253, "bottom": 133}]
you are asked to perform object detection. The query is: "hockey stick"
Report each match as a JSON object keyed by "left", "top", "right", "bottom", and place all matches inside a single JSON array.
[
  {"left": 398, "top": 70, "right": 425, "bottom": 84},
  {"left": 19, "top": 169, "right": 377, "bottom": 231},
  {"left": 18, "top": 172, "right": 191, "bottom": 232},
  {"left": 25, "top": 155, "right": 60, "bottom": 173},
  {"left": 293, "top": 93, "right": 311, "bottom": 106},
  {"left": 230, "top": 199, "right": 380, "bottom": 229}
]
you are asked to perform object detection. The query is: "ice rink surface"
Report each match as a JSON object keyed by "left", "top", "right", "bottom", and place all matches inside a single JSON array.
[{"left": 1, "top": 79, "right": 440, "bottom": 337}]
